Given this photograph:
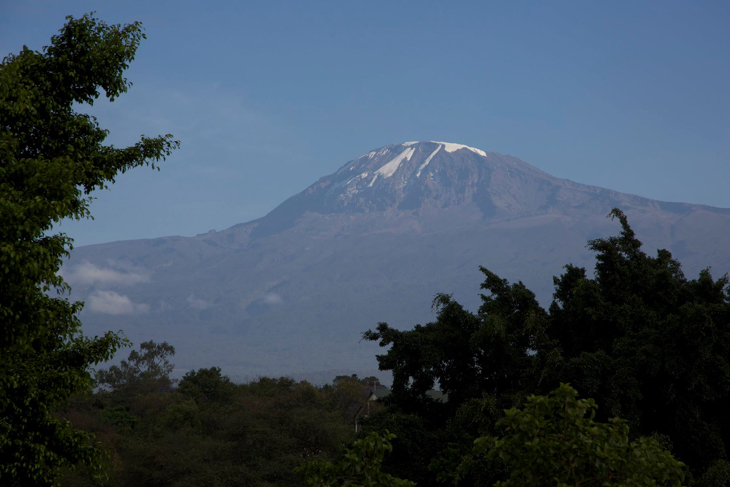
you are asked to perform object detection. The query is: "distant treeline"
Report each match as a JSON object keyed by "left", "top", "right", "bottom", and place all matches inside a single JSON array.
[{"left": 60, "top": 347, "right": 383, "bottom": 486}]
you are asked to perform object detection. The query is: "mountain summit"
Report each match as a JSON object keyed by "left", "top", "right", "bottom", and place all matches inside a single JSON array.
[
  {"left": 296, "top": 141, "right": 531, "bottom": 212},
  {"left": 259, "top": 142, "right": 550, "bottom": 231},
  {"left": 255, "top": 141, "right": 691, "bottom": 239},
  {"left": 67, "top": 143, "right": 730, "bottom": 382}
]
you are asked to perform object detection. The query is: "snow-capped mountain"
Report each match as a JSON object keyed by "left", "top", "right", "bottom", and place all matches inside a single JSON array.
[
  {"left": 261, "top": 141, "right": 547, "bottom": 222},
  {"left": 287, "top": 141, "right": 523, "bottom": 212},
  {"left": 254, "top": 141, "right": 674, "bottom": 237},
  {"left": 66, "top": 142, "right": 730, "bottom": 383}
]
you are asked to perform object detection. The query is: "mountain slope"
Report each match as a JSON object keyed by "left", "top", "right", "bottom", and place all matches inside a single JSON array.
[{"left": 65, "top": 142, "right": 730, "bottom": 382}]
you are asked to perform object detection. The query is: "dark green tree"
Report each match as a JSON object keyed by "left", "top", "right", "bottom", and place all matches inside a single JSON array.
[
  {"left": 364, "top": 283, "right": 545, "bottom": 416},
  {"left": 362, "top": 286, "right": 547, "bottom": 485},
  {"left": 177, "top": 366, "right": 237, "bottom": 404},
  {"left": 364, "top": 209, "right": 730, "bottom": 484},
  {"left": 0, "top": 13, "right": 178, "bottom": 486},
  {"left": 544, "top": 210, "right": 730, "bottom": 478}
]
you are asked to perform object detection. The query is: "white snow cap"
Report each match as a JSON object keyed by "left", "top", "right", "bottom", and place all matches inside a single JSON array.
[
  {"left": 431, "top": 141, "right": 487, "bottom": 157},
  {"left": 401, "top": 141, "right": 487, "bottom": 157},
  {"left": 371, "top": 142, "right": 488, "bottom": 180}
]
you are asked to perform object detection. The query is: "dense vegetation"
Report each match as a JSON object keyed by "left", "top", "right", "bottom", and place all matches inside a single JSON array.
[
  {"left": 3, "top": 12, "right": 730, "bottom": 487},
  {"left": 361, "top": 209, "right": 730, "bottom": 486},
  {"left": 58, "top": 344, "right": 376, "bottom": 486}
]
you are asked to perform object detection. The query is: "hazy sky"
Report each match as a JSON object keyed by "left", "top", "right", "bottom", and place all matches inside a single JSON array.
[{"left": 2, "top": 1, "right": 729, "bottom": 246}]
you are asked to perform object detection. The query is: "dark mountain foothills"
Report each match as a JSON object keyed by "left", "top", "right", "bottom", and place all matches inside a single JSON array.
[{"left": 66, "top": 141, "right": 730, "bottom": 383}]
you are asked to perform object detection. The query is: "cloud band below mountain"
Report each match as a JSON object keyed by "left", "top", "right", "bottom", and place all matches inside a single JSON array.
[
  {"left": 88, "top": 290, "right": 149, "bottom": 315},
  {"left": 63, "top": 261, "right": 149, "bottom": 287}
]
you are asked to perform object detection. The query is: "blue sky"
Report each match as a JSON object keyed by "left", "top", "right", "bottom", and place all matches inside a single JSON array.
[{"left": 2, "top": 1, "right": 729, "bottom": 246}]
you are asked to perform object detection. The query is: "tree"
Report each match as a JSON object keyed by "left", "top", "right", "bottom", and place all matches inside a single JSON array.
[
  {"left": 73, "top": 375, "right": 356, "bottom": 487},
  {"left": 297, "top": 431, "right": 416, "bottom": 487},
  {"left": 469, "top": 383, "right": 684, "bottom": 486},
  {"left": 0, "top": 13, "right": 178, "bottom": 485},
  {"left": 95, "top": 340, "right": 177, "bottom": 395},
  {"left": 543, "top": 210, "right": 730, "bottom": 477},
  {"left": 363, "top": 287, "right": 544, "bottom": 416},
  {"left": 177, "top": 366, "right": 237, "bottom": 404},
  {"left": 364, "top": 209, "right": 730, "bottom": 484}
]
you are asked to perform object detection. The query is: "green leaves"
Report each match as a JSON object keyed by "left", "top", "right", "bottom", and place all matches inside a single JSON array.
[
  {"left": 177, "top": 366, "right": 238, "bottom": 405},
  {"left": 297, "top": 431, "right": 416, "bottom": 487},
  {"left": 474, "top": 384, "right": 685, "bottom": 486}
]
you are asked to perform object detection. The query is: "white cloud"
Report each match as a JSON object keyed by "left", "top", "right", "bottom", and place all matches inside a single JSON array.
[
  {"left": 64, "top": 261, "right": 149, "bottom": 287},
  {"left": 262, "top": 293, "right": 283, "bottom": 305},
  {"left": 187, "top": 295, "right": 211, "bottom": 310},
  {"left": 88, "top": 291, "right": 149, "bottom": 315}
]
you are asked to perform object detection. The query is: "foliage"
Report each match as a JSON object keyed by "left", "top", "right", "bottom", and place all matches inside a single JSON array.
[
  {"left": 333, "top": 374, "right": 383, "bottom": 388},
  {"left": 364, "top": 209, "right": 730, "bottom": 484},
  {"left": 297, "top": 431, "right": 416, "bottom": 487},
  {"left": 696, "top": 460, "right": 730, "bottom": 487},
  {"left": 363, "top": 286, "right": 543, "bottom": 416},
  {"left": 96, "top": 340, "right": 177, "bottom": 395},
  {"left": 323, "top": 373, "right": 386, "bottom": 427},
  {"left": 61, "top": 374, "right": 356, "bottom": 487},
  {"left": 177, "top": 366, "right": 237, "bottom": 404},
  {"left": 360, "top": 411, "right": 443, "bottom": 486},
  {"left": 361, "top": 271, "right": 548, "bottom": 484},
  {"left": 544, "top": 209, "right": 730, "bottom": 476},
  {"left": 470, "top": 383, "right": 684, "bottom": 486},
  {"left": 0, "top": 13, "right": 178, "bottom": 486}
]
